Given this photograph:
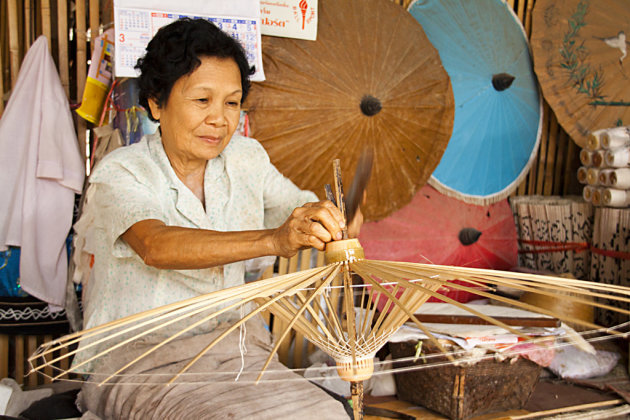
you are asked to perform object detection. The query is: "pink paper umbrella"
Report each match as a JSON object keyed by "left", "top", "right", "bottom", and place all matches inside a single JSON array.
[{"left": 359, "top": 185, "right": 518, "bottom": 305}]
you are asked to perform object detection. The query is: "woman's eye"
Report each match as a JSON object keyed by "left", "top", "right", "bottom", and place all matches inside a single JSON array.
[
  {"left": 196, "top": 98, "right": 209, "bottom": 103},
  {"left": 226, "top": 101, "right": 240, "bottom": 107}
]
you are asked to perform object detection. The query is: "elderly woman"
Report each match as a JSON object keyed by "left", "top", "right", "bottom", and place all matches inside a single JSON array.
[{"left": 74, "top": 18, "right": 357, "bottom": 419}]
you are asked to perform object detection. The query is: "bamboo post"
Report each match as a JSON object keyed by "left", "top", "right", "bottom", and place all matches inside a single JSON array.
[
  {"left": 15, "top": 336, "right": 24, "bottom": 385},
  {"left": 0, "top": 335, "right": 8, "bottom": 379},
  {"left": 90, "top": 0, "right": 100, "bottom": 45},
  {"left": 535, "top": 103, "right": 551, "bottom": 194},
  {"left": 24, "top": 0, "right": 32, "bottom": 50},
  {"left": 553, "top": 129, "right": 568, "bottom": 194},
  {"left": 26, "top": 336, "right": 38, "bottom": 387},
  {"left": 543, "top": 115, "right": 559, "bottom": 195},
  {"left": 40, "top": 0, "right": 51, "bottom": 51},
  {"left": 43, "top": 335, "right": 53, "bottom": 384},
  {"left": 76, "top": 0, "right": 88, "bottom": 158},
  {"left": 7, "top": 0, "right": 19, "bottom": 89},
  {"left": 57, "top": 0, "right": 70, "bottom": 96},
  {"left": 515, "top": 0, "right": 525, "bottom": 29},
  {"left": 524, "top": 0, "right": 535, "bottom": 37},
  {"left": 351, "top": 381, "right": 363, "bottom": 420}
]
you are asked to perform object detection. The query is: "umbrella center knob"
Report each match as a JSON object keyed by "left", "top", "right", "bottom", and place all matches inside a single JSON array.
[
  {"left": 459, "top": 227, "right": 482, "bottom": 246},
  {"left": 492, "top": 73, "right": 515, "bottom": 92},
  {"left": 360, "top": 95, "right": 382, "bottom": 116}
]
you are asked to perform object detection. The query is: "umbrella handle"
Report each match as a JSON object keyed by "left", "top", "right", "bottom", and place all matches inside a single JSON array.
[
  {"left": 324, "top": 184, "right": 337, "bottom": 207},
  {"left": 332, "top": 159, "right": 349, "bottom": 240}
]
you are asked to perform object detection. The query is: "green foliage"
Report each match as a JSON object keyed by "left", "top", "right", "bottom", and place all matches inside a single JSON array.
[{"left": 559, "top": 0, "right": 606, "bottom": 101}]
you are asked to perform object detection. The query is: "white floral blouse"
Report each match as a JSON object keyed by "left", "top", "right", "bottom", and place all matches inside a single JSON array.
[{"left": 73, "top": 131, "right": 316, "bottom": 369}]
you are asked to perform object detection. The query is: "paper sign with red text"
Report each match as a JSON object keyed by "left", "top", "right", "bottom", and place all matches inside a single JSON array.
[{"left": 260, "top": 0, "right": 317, "bottom": 41}]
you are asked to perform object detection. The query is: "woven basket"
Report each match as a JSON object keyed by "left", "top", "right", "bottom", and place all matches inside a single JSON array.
[{"left": 390, "top": 341, "right": 541, "bottom": 419}]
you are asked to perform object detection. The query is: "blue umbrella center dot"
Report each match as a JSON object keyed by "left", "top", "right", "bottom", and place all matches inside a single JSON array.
[{"left": 492, "top": 73, "right": 515, "bottom": 91}]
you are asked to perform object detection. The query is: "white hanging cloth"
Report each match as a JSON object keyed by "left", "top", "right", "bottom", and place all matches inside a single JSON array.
[{"left": 0, "top": 35, "right": 85, "bottom": 311}]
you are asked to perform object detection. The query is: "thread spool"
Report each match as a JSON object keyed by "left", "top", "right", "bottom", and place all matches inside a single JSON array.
[
  {"left": 582, "top": 185, "right": 594, "bottom": 202},
  {"left": 577, "top": 166, "right": 589, "bottom": 184},
  {"left": 591, "top": 150, "right": 606, "bottom": 168},
  {"left": 586, "top": 167, "right": 600, "bottom": 185},
  {"left": 604, "top": 147, "right": 630, "bottom": 167},
  {"left": 602, "top": 188, "right": 630, "bottom": 207},
  {"left": 601, "top": 126, "right": 630, "bottom": 149},
  {"left": 609, "top": 168, "right": 630, "bottom": 189},
  {"left": 591, "top": 187, "right": 603, "bottom": 206},
  {"left": 579, "top": 149, "right": 593, "bottom": 166},
  {"left": 598, "top": 169, "right": 613, "bottom": 186},
  {"left": 586, "top": 129, "right": 605, "bottom": 151}
]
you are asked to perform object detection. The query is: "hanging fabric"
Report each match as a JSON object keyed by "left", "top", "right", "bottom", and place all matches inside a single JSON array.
[{"left": 0, "top": 36, "right": 85, "bottom": 311}]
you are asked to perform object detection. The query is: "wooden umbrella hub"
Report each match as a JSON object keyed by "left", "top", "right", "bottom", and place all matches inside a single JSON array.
[
  {"left": 335, "top": 356, "right": 374, "bottom": 382},
  {"left": 324, "top": 239, "right": 365, "bottom": 264}
]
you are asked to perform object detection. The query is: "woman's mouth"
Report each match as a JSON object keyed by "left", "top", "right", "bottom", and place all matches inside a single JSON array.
[{"left": 199, "top": 135, "right": 222, "bottom": 145}]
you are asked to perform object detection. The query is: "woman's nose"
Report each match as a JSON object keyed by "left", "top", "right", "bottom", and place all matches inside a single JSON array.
[{"left": 204, "top": 102, "right": 227, "bottom": 125}]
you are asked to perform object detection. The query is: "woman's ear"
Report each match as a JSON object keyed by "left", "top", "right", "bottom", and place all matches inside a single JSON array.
[{"left": 147, "top": 98, "right": 161, "bottom": 121}]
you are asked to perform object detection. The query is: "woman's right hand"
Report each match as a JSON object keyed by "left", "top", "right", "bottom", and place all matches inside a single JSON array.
[{"left": 271, "top": 200, "right": 346, "bottom": 257}]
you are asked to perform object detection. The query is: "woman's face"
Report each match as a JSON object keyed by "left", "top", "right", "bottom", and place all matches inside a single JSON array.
[{"left": 148, "top": 56, "right": 243, "bottom": 168}]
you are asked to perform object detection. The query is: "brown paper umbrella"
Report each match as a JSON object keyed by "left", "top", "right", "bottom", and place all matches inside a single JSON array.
[
  {"left": 531, "top": 0, "right": 630, "bottom": 148},
  {"left": 245, "top": 0, "right": 454, "bottom": 221}
]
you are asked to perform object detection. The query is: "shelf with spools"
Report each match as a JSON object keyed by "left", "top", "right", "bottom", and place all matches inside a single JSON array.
[
  {"left": 577, "top": 127, "right": 630, "bottom": 327},
  {"left": 579, "top": 126, "right": 630, "bottom": 208}
]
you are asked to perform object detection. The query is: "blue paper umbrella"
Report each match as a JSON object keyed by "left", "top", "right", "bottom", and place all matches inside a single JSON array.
[{"left": 409, "top": 0, "right": 542, "bottom": 204}]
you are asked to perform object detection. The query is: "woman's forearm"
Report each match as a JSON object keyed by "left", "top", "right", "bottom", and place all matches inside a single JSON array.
[{"left": 122, "top": 219, "right": 278, "bottom": 269}]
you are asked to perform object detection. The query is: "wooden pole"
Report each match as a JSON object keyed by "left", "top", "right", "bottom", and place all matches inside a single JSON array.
[
  {"left": 40, "top": 0, "right": 51, "bottom": 51},
  {"left": 351, "top": 381, "right": 363, "bottom": 420},
  {"left": 90, "top": 0, "right": 100, "bottom": 46},
  {"left": 7, "top": 0, "right": 20, "bottom": 89},
  {"left": 24, "top": 0, "right": 32, "bottom": 48},
  {"left": 76, "top": 0, "right": 88, "bottom": 156},
  {"left": 57, "top": 0, "right": 70, "bottom": 96}
]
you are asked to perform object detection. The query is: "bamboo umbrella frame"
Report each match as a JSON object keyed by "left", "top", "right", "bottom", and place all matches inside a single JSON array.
[{"left": 28, "top": 165, "right": 630, "bottom": 420}]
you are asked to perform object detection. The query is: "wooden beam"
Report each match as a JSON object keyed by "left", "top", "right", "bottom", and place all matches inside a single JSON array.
[
  {"left": 57, "top": 0, "right": 69, "bottom": 96},
  {"left": 8, "top": 0, "right": 20, "bottom": 89},
  {"left": 40, "top": 0, "right": 51, "bottom": 51},
  {"left": 76, "top": 0, "right": 88, "bottom": 153},
  {"left": 90, "top": 0, "right": 100, "bottom": 49}
]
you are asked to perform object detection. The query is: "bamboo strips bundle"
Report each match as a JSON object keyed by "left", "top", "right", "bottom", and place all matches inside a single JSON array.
[
  {"left": 590, "top": 208, "right": 630, "bottom": 327},
  {"left": 510, "top": 196, "right": 592, "bottom": 280}
]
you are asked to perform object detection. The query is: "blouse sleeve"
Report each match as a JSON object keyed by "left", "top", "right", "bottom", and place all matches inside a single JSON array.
[
  {"left": 262, "top": 162, "right": 318, "bottom": 229},
  {"left": 90, "top": 160, "right": 167, "bottom": 259}
]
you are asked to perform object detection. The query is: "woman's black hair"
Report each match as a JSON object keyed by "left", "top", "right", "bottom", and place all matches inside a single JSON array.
[{"left": 135, "top": 18, "right": 255, "bottom": 121}]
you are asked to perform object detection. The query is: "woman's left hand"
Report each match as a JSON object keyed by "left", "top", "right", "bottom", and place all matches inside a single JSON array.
[{"left": 271, "top": 200, "right": 346, "bottom": 257}]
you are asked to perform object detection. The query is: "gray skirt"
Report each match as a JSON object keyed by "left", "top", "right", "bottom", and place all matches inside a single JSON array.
[{"left": 78, "top": 316, "right": 349, "bottom": 420}]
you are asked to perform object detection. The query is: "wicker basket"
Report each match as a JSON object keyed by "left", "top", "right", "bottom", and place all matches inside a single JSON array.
[{"left": 389, "top": 341, "right": 541, "bottom": 420}]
